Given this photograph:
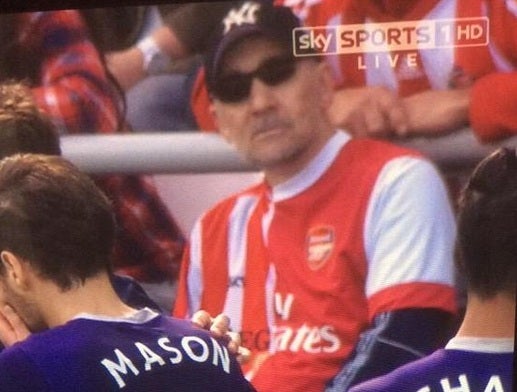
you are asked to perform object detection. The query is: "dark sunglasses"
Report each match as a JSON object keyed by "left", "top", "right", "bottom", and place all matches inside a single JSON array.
[{"left": 212, "top": 55, "right": 297, "bottom": 103}]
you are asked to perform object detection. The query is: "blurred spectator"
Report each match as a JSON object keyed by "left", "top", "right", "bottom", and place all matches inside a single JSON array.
[
  {"left": 0, "top": 11, "right": 122, "bottom": 133},
  {"left": 326, "top": 0, "right": 517, "bottom": 142},
  {"left": 0, "top": 81, "right": 61, "bottom": 157},
  {"left": 193, "top": 0, "right": 517, "bottom": 142},
  {"left": 0, "top": 80, "right": 161, "bottom": 313},
  {"left": 350, "top": 147, "right": 515, "bottom": 392},
  {"left": 80, "top": 5, "right": 195, "bottom": 132},
  {"left": 174, "top": 3, "right": 458, "bottom": 391},
  {"left": 99, "top": 2, "right": 264, "bottom": 132},
  {"left": 190, "top": 0, "right": 343, "bottom": 131},
  {"left": 0, "top": 10, "right": 185, "bottom": 312}
]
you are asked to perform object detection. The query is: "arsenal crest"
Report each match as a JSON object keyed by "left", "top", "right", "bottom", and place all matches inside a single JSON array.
[{"left": 306, "top": 226, "right": 335, "bottom": 270}]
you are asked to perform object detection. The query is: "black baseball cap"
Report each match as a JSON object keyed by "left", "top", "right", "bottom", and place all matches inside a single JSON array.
[{"left": 204, "top": 1, "right": 301, "bottom": 95}]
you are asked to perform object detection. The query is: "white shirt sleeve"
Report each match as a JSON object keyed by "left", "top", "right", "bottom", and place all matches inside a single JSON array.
[{"left": 364, "top": 156, "right": 457, "bottom": 298}]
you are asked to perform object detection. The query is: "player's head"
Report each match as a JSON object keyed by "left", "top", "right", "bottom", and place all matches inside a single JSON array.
[
  {"left": 0, "top": 81, "right": 61, "bottom": 159},
  {"left": 457, "top": 148, "right": 517, "bottom": 300},
  {"left": 206, "top": 1, "right": 334, "bottom": 182},
  {"left": 0, "top": 154, "right": 115, "bottom": 294}
]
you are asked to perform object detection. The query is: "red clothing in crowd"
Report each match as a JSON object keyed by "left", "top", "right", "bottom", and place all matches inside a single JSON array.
[
  {"left": 333, "top": 0, "right": 517, "bottom": 141},
  {"left": 13, "top": 11, "right": 184, "bottom": 283},
  {"left": 192, "top": 0, "right": 517, "bottom": 141}
]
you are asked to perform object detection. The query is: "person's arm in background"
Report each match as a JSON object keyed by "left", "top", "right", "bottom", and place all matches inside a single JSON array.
[
  {"left": 105, "top": 2, "right": 240, "bottom": 91},
  {"left": 326, "top": 156, "right": 459, "bottom": 391},
  {"left": 329, "top": 84, "right": 471, "bottom": 139},
  {"left": 330, "top": 1, "right": 517, "bottom": 142},
  {"left": 16, "top": 10, "right": 186, "bottom": 301},
  {"left": 105, "top": 24, "right": 186, "bottom": 91},
  {"left": 397, "top": 0, "right": 517, "bottom": 143},
  {"left": 324, "top": 308, "right": 455, "bottom": 391},
  {"left": 328, "top": 86, "right": 409, "bottom": 139},
  {"left": 21, "top": 11, "right": 123, "bottom": 134}
]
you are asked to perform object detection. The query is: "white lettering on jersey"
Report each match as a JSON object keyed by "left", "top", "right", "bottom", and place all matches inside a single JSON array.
[
  {"left": 418, "top": 374, "right": 506, "bottom": 392},
  {"left": 441, "top": 374, "right": 471, "bottom": 392},
  {"left": 135, "top": 342, "right": 166, "bottom": 371},
  {"left": 275, "top": 292, "right": 294, "bottom": 320},
  {"left": 272, "top": 292, "right": 341, "bottom": 354},
  {"left": 211, "top": 337, "right": 231, "bottom": 373},
  {"left": 101, "top": 349, "right": 140, "bottom": 388},
  {"left": 157, "top": 337, "right": 183, "bottom": 364},
  {"left": 484, "top": 375, "right": 504, "bottom": 392},
  {"left": 271, "top": 323, "right": 341, "bottom": 354},
  {"left": 101, "top": 335, "right": 231, "bottom": 389},
  {"left": 223, "top": 2, "right": 261, "bottom": 34},
  {"left": 182, "top": 336, "right": 210, "bottom": 362}
]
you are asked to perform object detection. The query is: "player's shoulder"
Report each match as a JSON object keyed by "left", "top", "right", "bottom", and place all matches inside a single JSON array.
[
  {"left": 0, "top": 342, "right": 46, "bottom": 391},
  {"left": 349, "top": 349, "right": 449, "bottom": 392},
  {"left": 0, "top": 340, "right": 32, "bottom": 365}
]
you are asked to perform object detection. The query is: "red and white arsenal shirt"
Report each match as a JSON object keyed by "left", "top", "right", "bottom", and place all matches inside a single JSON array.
[{"left": 175, "top": 131, "right": 457, "bottom": 391}]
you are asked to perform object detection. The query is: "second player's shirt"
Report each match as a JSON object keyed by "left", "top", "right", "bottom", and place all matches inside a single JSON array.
[
  {"left": 349, "top": 337, "right": 514, "bottom": 392},
  {"left": 175, "top": 130, "right": 457, "bottom": 392}
]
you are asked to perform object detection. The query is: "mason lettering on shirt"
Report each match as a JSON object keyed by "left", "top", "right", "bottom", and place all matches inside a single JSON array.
[{"left": 102, "top": 335, "right": 231, "bottom": 388}]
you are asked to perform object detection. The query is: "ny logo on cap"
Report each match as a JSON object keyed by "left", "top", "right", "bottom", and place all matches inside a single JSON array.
[{"left": 223, "top": 2, "right": 261, "bottom": 34}]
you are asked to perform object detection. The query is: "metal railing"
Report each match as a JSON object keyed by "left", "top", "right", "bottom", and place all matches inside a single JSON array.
[{"left": 60, "top": 128, "right": 517, "bottom": 175}]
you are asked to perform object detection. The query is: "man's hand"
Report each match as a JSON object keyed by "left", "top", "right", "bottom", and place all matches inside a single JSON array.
[
  {"left": 329, "top": 86, "right": 408, "bottom": 138},
  {"left": 192, "top": 310, "right": 251, "bottom": 363},
  {"left": 400, "top": 88, "right": 470, "bottom": 137},
  {"left": 0, "top": 305, "right": 30, "bottom": 347},
  {"left": 329, "top": 86, "right": 471, "bottom": 139}
]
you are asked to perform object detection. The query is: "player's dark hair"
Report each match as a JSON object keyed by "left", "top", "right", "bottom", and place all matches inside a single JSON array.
[
  {"left": 0, "top": 154, "right": 115, "bottom": 290},
  {"left": 457, "top": 147, "right": 517, "bottom": 298},
  {"left": 0, "top": 81, "right": 61, "bottom": 159}
]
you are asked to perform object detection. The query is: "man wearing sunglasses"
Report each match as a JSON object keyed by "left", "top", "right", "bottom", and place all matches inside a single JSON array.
[{"left": 174, "top": 2, "right": 458, "bottom": 391}]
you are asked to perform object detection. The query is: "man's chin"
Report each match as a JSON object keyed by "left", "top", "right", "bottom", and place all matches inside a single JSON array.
[{"left": 247, "top": 150, "right": 294, "bottom": 171}]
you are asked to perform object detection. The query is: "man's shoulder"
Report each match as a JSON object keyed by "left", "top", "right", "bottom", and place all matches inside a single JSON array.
[
  {"left": 332, "top": 136, "right": 427, "bottom": 184},
  {"left": 343, "top": 137, "right": 423, "bottom": 163},
  {"left": 0, "top": 342, "right": 46, "bottom": 391},
  {"left": 349, "top": 349, "right": 449, "bottom": 391},
  {"left": 200, "top": 181, "right": 265, "bottom": 223},
  {"left": 351, "top": 348, "right": 514, "bottom": 392},
  {"left": 0, "top": 314, "right": 252, "bottom": 391}
]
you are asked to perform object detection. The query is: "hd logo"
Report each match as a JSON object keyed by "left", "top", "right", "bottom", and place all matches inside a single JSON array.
[{"left": 293, "top": 27, "right": 337, "bottom": 56}]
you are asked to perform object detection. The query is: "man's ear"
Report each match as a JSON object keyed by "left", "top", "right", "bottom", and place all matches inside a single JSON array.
[
  {"left": 209, "top": 101, "right": 232, "bottom": 142},
  {"left": 0, "top": 251, "right": 28, "bottom": 289}
]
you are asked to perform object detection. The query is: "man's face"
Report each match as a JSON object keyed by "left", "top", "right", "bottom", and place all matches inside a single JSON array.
[
  {"left": 211, "top": 36, "right": 334, "bottom": 183},
  {"left": 0, "top": 263, "right": 46, "bottom": 333}
]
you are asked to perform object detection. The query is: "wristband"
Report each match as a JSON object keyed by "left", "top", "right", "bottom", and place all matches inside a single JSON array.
[{"left": 136, "top": 36, "right": 170, "bottom": 75}]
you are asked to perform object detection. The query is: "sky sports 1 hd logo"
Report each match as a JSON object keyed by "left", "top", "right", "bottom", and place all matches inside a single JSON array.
[{"left": 292, "top": 17, "right": 489, "bottom": 60}]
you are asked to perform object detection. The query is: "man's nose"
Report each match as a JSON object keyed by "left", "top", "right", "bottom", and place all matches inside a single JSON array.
[{"left": 248, "top": 78, "right": 275, "bottom": 112}]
